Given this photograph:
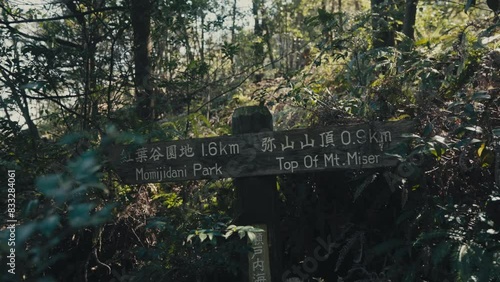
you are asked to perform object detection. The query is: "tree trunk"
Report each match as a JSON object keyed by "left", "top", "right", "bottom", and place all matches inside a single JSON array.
[
  {"left": 253, "top": 0, "right": 264, "bottom": 66},
  {"left": 5, "top": 36, "right": 39, "bottom": 141},
  {"left": 231, "top": 0, "right": 237, "bottom": 44},
  {"left": 64, "top": 0, "right": 95, "bottom": 130},
  {"left": 130, "top": 0, "right": 154, "bottom": 121},
  {"left": 262, "top": 9, "right": 275, "bottom": 69},
  {"left": 231, "top": 0, "right": 238, "bottom": 74},
  {"left": 402, "top": 0, "right": 418, "bottom": 40}
]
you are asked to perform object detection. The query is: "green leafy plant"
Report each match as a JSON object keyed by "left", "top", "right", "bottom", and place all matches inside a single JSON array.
[
  {"left": 131, "top": 214, "right": 262, "bottom": 281},
  {"left": 0, "top": 150, "right": 114, "bottom": 281},
  {"left": 414, "top": 195, "right": 500, "bottom": 281},
  {"left": 187, "top": 224, "right": 263, "bottom": 244}
]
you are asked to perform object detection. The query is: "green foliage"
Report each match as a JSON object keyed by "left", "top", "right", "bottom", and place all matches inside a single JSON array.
[
  {"left": 153, "top": 191, "right": 183, "bottom": 208},
  {"left": 133, "top": 215, "right": 254, "bottom": 281},
  {"left": 221, "top": 41, "right": 240, "bottom": 60},
  {"left": 0, "top": 150, "right": 114, "bottom": 281},
  {"left": 187, "top": 224, "right": 264, "bottom": 244},
  {"left": 412, "top": 197, "right": 500, "bottom": 281},
  {"left": 1, "top": 0, "right": 499, "bottom": 280}
]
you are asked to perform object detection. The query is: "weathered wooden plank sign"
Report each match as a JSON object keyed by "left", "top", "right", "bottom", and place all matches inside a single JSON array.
[
  {"left": 109, "top": 120, "right": 414, "bottom": 184},
  {"left": 248, "top": 224, "right": 272, "bottom": 282}
]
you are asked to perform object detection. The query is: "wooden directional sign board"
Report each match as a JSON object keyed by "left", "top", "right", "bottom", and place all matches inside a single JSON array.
[
  {"left": 110, "top": 120, "right": 414, "bottom": 184},
  {"left": 248, "top": 224, "right": 272, "bottom": 282}
]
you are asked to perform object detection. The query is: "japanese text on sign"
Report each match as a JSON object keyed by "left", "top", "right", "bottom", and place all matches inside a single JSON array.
[
  {"left": 248, "top": 225, "right": 272, "bottom": 282},
  {"left": 110, "top": 120, "right": 414, "bottom": 184}
]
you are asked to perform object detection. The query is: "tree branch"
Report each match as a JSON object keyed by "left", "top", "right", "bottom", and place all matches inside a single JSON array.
[
  {"left": 2, "top": 22, "right": 82, "bottom": 49},
  {"left": 0, "top": 6, "right": 125, "bottom": 25},
  {"left": 190, "top": 40, "right": 311, "bottom": 114}
]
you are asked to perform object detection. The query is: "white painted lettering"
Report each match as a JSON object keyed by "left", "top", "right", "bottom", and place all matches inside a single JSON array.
[
  {"left": 319, "top": 131, "right": 335, "bottom": 147},
  {"left": 347, "top": 152, "right": 358, "bottom": 165},
  {"left": 193, "top": 163, "right": 203, "bottom": 176},
  {"left": 369, "top": 129, "right": 379, "bottom": 143},
  {"left": 281, "top": 135, "right": 295, "bottom": 151},
  {"left": 219, "top": 142, "right": 228, "bottom": 155},
  {"left": 215, "top": 163, "right": 222, "bottom": 175},
  {"left": 303, "top": 155, "right": 319, "bottom": 168},
  {"left": 276, "top": 157, "right": 299, "bottom": 172},
  {"left": 341, "top": 131, "right": 351, "bottom": 145},
  {"left": 324, "top": 153, "right": 340, "bottom": 167},
  {"left": 208, "top": 142, "right": 217, "bottom": 156},
  {"left": 356, "top": 129, "right": 367, "bottom": 144},
  {"left": 193, "top": 163, "right": 223, "bottom": 176},
  {"left": 163, "top": 166, "right": 188, "bottom": 179},
  {"left": 381, "top": 130, "right": 391, "bottom": 142},
  {"left": 347, "top": 152, "right": 381, "bottom": 165},
  {"left": 136, "top": 168, "right": 144, "bottom": 180},
  {"left": 276, "top": 157, "right": 285, "bottom": 170},
  {"left": 229, "top": 143, "right": 240, "bottom": 154}
]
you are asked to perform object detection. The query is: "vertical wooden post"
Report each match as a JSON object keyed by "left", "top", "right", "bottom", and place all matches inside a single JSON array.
[{"left": 232, "top": 106, "right": 281, "bottom": 282}]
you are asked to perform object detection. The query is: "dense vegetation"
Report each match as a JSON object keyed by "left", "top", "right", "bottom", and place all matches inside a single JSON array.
[{"left": 0, "top": 0, "right": 499, "bottom": 281}]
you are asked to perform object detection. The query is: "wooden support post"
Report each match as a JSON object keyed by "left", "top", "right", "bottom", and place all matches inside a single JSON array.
[{"left": 232, "top": 106, "right": 281, "bottom": 282}]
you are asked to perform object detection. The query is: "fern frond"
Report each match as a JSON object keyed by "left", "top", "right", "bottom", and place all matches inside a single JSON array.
[
  {"left": 353, "top": 231, "right": 365, "bottom": 264},
  {"left": 447, "top": 229, "right": 466, "bottom": 242},
  {"left": 414, "top": 229, "right": 466, "bottom": 247},
  {"left": 432, "top": 241, "right": 452, "bottom": 266},
  {"left": 414, "top": 230, "right": 448, "bottom": 247},
  {"left": 353, "top": 173, "right": 378, "bottom": 202},
  {"left": 335, "top": 231, "right": 362, "bottom": 271},
  {"left": 454, "top": 244, "right": 473, "bottom": 282},
  {"left": 370, "top": 239, "right": 407, "bottom": 256}
]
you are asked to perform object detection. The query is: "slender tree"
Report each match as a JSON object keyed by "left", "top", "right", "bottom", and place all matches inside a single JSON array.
[
  {"left": 253, "top": 0, "right": 264, "bottom": 66},
  {"left": 403, "top": 0, "right": 418, "bottom": 40},
  {"left": 130, "top": 0, "right": 154, "bottom": 121}
]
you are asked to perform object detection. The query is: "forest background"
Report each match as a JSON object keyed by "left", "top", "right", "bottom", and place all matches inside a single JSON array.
[{"left": 0, "top": 0, "right": 500, "bottom": 281}]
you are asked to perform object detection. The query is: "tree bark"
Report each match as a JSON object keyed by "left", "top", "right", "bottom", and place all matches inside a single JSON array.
[
  {"left": 231, "top": 0, "right": 238, "bottom": 74},
  {"left": 130, "top": 0, "right": 154, "bottom": 121},
  {"left": 253, "top": 0, "right": 264, "bottom": 66},
  {"left": 3, "top": 36, "right": 39, "bottom": 141},
  {"left": 262, "top": 9, "right": 276, "bottom": 69},
  {"left": 402, "top": 0, "right": 418, "bottom": 40},
  {"left": 0, "top": 67, "right": 39, "bottom": 144}
]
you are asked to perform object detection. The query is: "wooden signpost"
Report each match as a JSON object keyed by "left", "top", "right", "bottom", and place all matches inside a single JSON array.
[
  {"left": 110, "top": 118, "right": 414, "bottom": 184},
  {"left": 110, "top": 106, "right": 415, "bottom": 282},
  {"left": 231, "top": 106, "right": 279, "bottom": 282}
]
